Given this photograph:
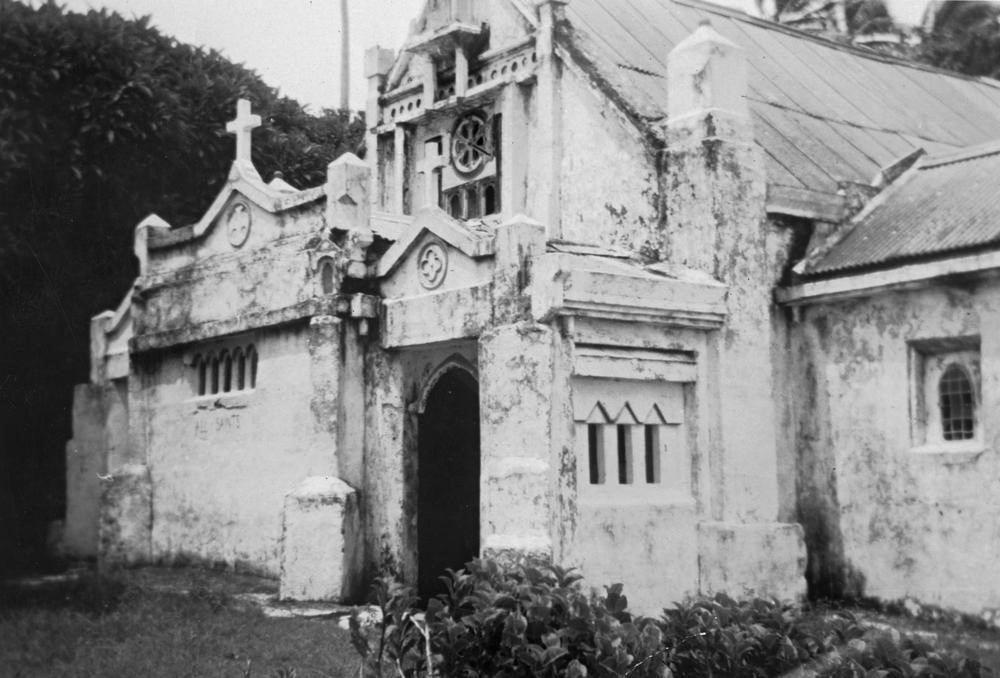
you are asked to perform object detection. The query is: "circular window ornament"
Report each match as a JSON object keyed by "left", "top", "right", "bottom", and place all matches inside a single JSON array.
[
  {"left": 226, "top": 202, "right": 252, "bottom": 248},
  {"left": 450, "top": 112, "right": 492, "bottom": 176},
  {"left": 417, "top": 240, "right": 448, "bottom": 290}
]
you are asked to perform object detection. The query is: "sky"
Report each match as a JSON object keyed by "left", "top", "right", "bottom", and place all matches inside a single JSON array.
[
  {"left": 53, "top": 0, "right": 932, "bottom": 113},
  {"left": 56, "top": 0, "right": 427, "bottom": 112}
]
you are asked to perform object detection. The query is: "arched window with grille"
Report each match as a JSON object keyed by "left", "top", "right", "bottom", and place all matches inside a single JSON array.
[
  {"left": 195, "top": 355, "right": 208, "bottom": 396},
  {"left": 210, "top": 355, "right": 220, "bottom": 394},
  {"left": 247, "top": 345, "right": 258, "bottom": 389},
  {"left": 939, "top": 363, "right": 975, "bottom": 441},
  {"left": 221, "top": 350, "right": 233, "bottom": 393},
  {"left": 234, "top": 348, "right": 246, "bottom": 391}
]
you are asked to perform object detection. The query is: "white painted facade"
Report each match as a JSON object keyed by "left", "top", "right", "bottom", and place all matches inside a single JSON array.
[{"left": 65, "top": 0, "right": 823, "bottom": 611}]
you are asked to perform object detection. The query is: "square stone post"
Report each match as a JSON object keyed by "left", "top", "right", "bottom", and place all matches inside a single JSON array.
[
  {"left": 478, "top": 323, "right": 560, "bottom": 564},
  {"left": 663, "top": 22, "right": 806, "bottom": 600},
  {"left": 662, "top": 22, "right": 777, "bottom": 524}
]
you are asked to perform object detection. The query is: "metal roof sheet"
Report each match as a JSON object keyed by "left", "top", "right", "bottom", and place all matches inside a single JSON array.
[
  {"left": 808, "top": 143, "right": 1000, "bottom": 275},
  {"left": 562, "top": 0, "right": 1000, "bottom": 198}
]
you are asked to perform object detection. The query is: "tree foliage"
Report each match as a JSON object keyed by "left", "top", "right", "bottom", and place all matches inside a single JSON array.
[
  {"left": 917, "top": 1, "right": 1000, "bottom": 78},
  {"left": 0, "top": 0, "right": 364, "bottom": 563}
]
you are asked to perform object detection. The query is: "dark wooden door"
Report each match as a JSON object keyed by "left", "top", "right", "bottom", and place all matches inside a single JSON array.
[{"left": 417, "top": 369, "right": 480, "bottom": 598}]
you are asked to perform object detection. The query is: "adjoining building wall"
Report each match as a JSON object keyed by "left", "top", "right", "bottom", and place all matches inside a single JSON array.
[
  {"left": 793, "top": 279, "right": 1000, "bottom": 615},
  {"left": 140, "top": 323, "right": 337, "bottom": 575}
]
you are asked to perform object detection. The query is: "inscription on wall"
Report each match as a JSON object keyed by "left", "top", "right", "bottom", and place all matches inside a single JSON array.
[{"left": 194, "top": 411, "right": 243, "bottom": 441}]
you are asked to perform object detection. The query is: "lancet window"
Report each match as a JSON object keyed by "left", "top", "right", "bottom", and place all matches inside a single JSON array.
[
  {"left": 582, "top": 402, "right": 669, "bottom": 487},
  {"left": 193, "top": 344, "right": 258, "bottom": 396}
]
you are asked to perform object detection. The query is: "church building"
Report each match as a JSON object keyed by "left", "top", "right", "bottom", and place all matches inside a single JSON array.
[{"left": 63, "top": 0, "right": 1000, "bottom": 617}]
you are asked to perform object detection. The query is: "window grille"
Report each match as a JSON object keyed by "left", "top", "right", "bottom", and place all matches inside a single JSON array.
[
  {"left": 939, "top": 364, "right": 975, "bottom": 441},
  {"left": 193, "top": 344, "right": 258, "bottom": 396}
]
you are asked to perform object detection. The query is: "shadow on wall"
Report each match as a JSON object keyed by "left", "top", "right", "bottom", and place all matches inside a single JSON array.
[
  {"left": 0, "top": 374, "right": 73, "bottom": 578},
  {"left": 798, "top": 495, "right": 868, "bottom": 601}
]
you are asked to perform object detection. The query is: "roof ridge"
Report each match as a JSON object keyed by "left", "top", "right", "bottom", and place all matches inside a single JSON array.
[
  {"left": 921, "top": 138, "right": 1000, "bottom": 169},
  {"left": 672, "top": 0, "right": 1000, "bottom": 90}
]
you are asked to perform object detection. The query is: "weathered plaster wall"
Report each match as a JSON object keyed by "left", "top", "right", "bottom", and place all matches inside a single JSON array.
[
  {"left": 137, "top": 229, "right": 329, "bottom": 341},
  {"left": 145, "top": 199, "right": 325, "bottom": 275},
  {"left": 794, "top": 280, "right": 1000, "bottom": 614},
  {"left": 142, "top": 323, "right": 337, "bottom": 574},
  {"left": 558, "top": 320, "right": 713, "bottom": 613},
  {"left": 558, "top": 66, "right": 658, "bottom": 251}
]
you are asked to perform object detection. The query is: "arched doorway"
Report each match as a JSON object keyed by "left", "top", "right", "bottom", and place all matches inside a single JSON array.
[{"left": 417, "top": 367, "right": 480, "bottom": 597}]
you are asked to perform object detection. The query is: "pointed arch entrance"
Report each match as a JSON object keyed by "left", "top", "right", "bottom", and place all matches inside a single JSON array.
[{"left": 417, "top": 364, "right": 480, "bottom": 597}]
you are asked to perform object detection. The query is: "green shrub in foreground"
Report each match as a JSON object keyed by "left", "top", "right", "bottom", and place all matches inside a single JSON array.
[
  {"left": 350, "top": 559, "right": 832, "bottom": 677},
  {"left": 351, "top": 559, "right": 993, "bottom": 678}
]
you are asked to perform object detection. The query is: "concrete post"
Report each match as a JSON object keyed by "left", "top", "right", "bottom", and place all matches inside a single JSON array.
[
  {"left": 531, "top": 1, "right": 567, "bottom": 237},
  {"left": 327, "top": 153, "right": 373, "bottom": 279},
  {"left": 279, "top": 476, "right": 362, "bottom": 602},
  {"left": 662, "top": 22, "right": 777, "bottom": 523},
  {"left": 365, "top": 46, "right": 394, "bottom": 216},
  {"left": 365, "top": 46, "right": 394, "bottom": 130},
  {"left": 492, "top": 215, "right": 546, "bottom": 325},
  {"left": 308, "top": 315, "right": 343, "bottom": 446},
  {"left": 478, "top": 323, "right": 557, "bottom": 565},
  {"left": 455, "top": 46, "right": 469, "bottom": 98}
]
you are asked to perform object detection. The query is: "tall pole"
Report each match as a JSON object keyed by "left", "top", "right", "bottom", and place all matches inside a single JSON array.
[{"left": 340, "top": 0, "right": 350, "bottom": 111}]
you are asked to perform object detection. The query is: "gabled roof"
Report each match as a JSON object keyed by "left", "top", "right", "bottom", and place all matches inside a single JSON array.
[
  {"left": 376, "top": 207, "right": 496, "bottom": 278},
  {"left": 561, "top": 0, "right": 1000, "bottom": 207},
  {"left": 139, "top": 161, "right": 324, "bottom": 251},
  {"left": 804, "top": 140, "right": 1000, "bottom": 277}
]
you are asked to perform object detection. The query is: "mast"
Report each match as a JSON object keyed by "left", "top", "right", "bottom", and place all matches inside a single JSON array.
[{"left": 340, "top": 0, "right": 350, "bottom": 111}]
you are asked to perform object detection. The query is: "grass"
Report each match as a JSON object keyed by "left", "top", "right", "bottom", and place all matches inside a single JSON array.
[
  {"left": 3, "top": 566, "right": 1000, "bottom": 677},
  {"left": 0, "top": 568, "right": 359, "bottom": 678}
]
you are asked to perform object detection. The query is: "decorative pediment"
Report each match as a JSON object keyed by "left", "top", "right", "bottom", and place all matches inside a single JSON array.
[
  {"left": 377, "top": 207, "right": 495, "bottom": 299},
  {"left": 133, "top": 100, "right": 325, "bottom": 276}
]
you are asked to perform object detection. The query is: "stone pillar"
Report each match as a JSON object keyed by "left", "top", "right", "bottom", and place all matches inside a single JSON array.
[
  {"left": 532, "top": 1, "right": 567, "bottom": 237},
  {"left": 327, "top": 153, "right": 372, "bottom": 279},
  {"left": 98, "top": 464, "right": 152, "bottom": 569},
  {"left": 500, "top": 85, "right": 529, "bottom": 219},
  {"left": 393, "top": 125, "right": 407, "bottom": 215},
  {"left": 89, "top": 312, "right": 113, "bottom": 385},
  {"left": 492, "top": 215, "right": 546, "bottom": 325},
  {"left": 454, "top": 46, "right": 469, "bottom": 98},
  {"left": 662, "top": 22, "right": 776, "bottom": 523},
  {"left": 63, "top": 384, "right": 107, "bottom": 558},
  {"left": 365, "top": 47, "right": 394, "bottom": 130},
  {"left": 365, "top": 46, "right": 394, "bottom": 215},
  {"left": 308, "top": 316, "right": 342, "bottom": 447},
  {"left": 364, "top": 350, "right": 414, "bottom": 580},
  {"left": 478, "top": 323, "right": 557, "bottom": 564},
  {"left": 663, "top": 22, "right": 806, "bottom": 601},
  {"left": 279, "top": 476, "right": 362, "bottom": 601}
]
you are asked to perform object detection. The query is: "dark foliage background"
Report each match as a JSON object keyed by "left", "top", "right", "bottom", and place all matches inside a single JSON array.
[{"left": 0, "top": 0, "right": 364, "bottom": 571}]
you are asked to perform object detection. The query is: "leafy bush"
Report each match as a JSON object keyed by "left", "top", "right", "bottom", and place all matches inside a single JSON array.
[
  {"left": 352, "top": 560, "right": 821, "bottom": 677},
  {"left": 820, "top": 635, "right": 989, "bottom": 678},
  {"left": 351, "top": 559, "right": 991, "bottom": 678}
]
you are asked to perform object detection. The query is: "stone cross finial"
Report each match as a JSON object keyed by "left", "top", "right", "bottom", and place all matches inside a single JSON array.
[{"left": 226, "top": 99, "right": 262, "bottom": 163}]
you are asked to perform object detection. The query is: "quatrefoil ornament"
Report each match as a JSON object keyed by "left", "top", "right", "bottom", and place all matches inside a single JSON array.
[{"left": 417, "top": 241, "right": 448, "bottom": 290}]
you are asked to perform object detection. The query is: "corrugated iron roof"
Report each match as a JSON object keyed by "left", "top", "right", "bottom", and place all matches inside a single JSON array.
[
  {"left": 807, "top": 142, "right": 1000, "bottom": 275},
  {"left": 561, "top": 0, "right": 1000, "bottom": 198}
]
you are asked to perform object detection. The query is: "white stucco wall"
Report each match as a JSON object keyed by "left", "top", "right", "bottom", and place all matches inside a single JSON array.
[
  {"left": 558, "top": 66, "right": 659, "bottom": 251},
  {"left": 796, "top": 279, "right": 1000, "bottom": 615},
  {"left": 144, "top": 323, "right": 337, "bottom": 575}
]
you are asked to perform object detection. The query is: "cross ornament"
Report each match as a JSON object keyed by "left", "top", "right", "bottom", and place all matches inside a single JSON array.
[
  {"left": 226, "top": 99, "right": 262, "bottom": 163},
  {"left": 419, "top": 139, "right": 449, "bottom": 208}
]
